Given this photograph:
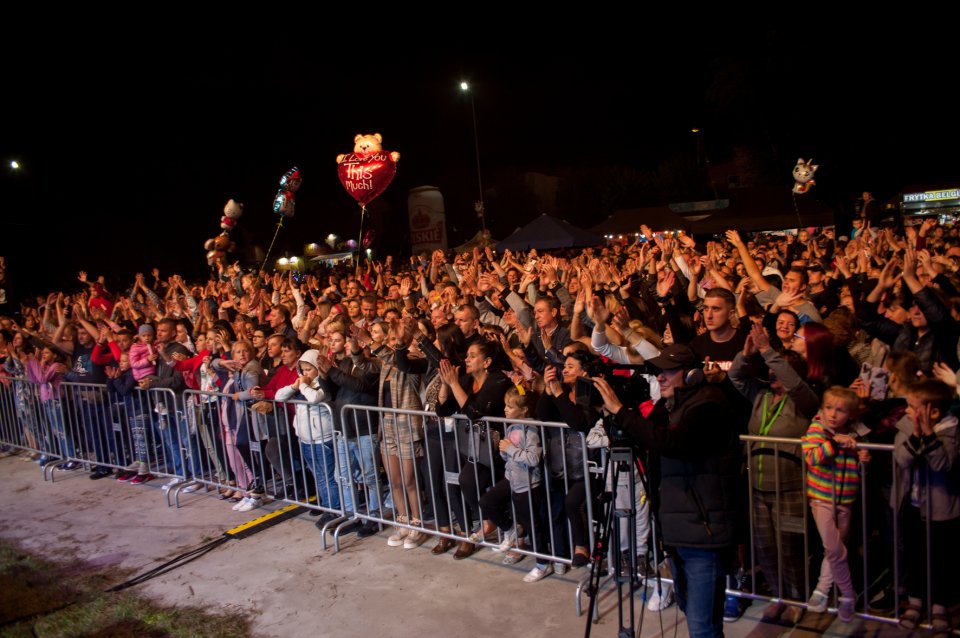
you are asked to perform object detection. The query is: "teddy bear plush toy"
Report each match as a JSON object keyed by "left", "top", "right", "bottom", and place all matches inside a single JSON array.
[
  {"left": 204, "top": 199, "right": 243, "bottom": 266},
  {"left": 204, "top": 232, "right": 236, "bottom": 267},
  {"left": 337, "top": 133, "right": 400, "bottom": 164}
]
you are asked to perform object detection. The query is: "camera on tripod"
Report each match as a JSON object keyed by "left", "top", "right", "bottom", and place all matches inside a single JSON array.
[{"left": 573, "top": 360, "right": 651, "bottom": 411}]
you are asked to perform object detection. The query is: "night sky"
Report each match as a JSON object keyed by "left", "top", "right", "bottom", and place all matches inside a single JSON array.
[{"left": 3, "top": 24, "right": 958, "bottom": 302}]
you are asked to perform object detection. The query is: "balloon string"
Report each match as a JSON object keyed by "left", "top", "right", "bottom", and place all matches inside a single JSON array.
[
  {"left": 355, "top": 204, "right": 366, "bottom": 274},
  {"left": 259, "top": 218, "right": 285, "bottom": 274},
  {"left": 792, "top": 192, "right": 803, "bottom": 230}
]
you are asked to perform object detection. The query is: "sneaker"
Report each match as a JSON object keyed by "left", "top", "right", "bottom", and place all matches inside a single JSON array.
[
  {"left": 180, "top": 482, "right": 201, "bottom": 494},
  {"left": 554, "top": 562, "right": 569, "bottom": 576},
  {"left": 234, "top": 496, "right": 262, "bottom": 512},
  {"left": 130, "top": 473, "right": 154, "bottom": 485},
  {"left": 494, "top": 528, "right": 517, "bottom": 553},
  {"left": 356, "top": 520, "right": 380, "bottom": 538},
  {"left": 648, "top": 583, "right": 675, "bottom": 611},
  {"left": 161, "top": 478, "right": 182, "bottom": 492},
  {"left": 502, "top": 549, "right": 525, "bottom": 565},
  {"left": 56, "top": 461, "right": 81, "bottom": 471},
  {"left": 837, "top": 596, "right": 855, "bottom": 623},
  {"left": 403, "top": 530, "right": 429, "bottom": 550},
  {"left": 468, "top": 527, "right": 497, "bottom": 544},
  {"left": 116, "top": 471, "right": 135, "bottom": 482},
  {"left": 523, "top": 563, "right": 554, "bottom": 583},
  {"left": 807, "top": 589, "right": 829, "bottom": 613},
  {"left": 36, "top": 456, "right": 51, "bottom": 466},
  {"left": 724, "top": 595, "right": 745, "bottom": 622},
  {"left": 387, "top": 526, "right": 409, "bottom": 547},
  {"left": 89, "top": 469, "right": 112, "bottom": 480},
  {"left": 314, "top": 512, "right": 339, "bottom": 528}
]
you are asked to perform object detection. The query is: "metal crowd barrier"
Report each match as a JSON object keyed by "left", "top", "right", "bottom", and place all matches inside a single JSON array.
[
  {"left": 5, "top": 377, "right": 945, "bottom": 630},
  {"left": 338, "top": 405, "right": 597, "bottom": 570},
  {"left": 0, "top": 376, "right": 190, "bottom": 488},
  {"left": 737, "top": 435, "right": 929, "bottom": 628},
  {"left": 178, "top": 390, "right": 347, "bottom": 549},
  {"left": 50, "top": 383, "right": 186, "bottom": 487},
  {"left": 0, "top": 375, "right": 51, "bottom": 461}
]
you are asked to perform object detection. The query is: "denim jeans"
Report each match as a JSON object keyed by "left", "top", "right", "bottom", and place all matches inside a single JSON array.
[
  {"left": 155, "top": 413, "right": 201, "bottom": 478},
  {"left": 337, "top": 434, "right": 380, "bottom": 514},
  {"left": 669, "top": 546, "right": 732, "bottom": 638},
  {"left": 77, "top": 397, "right": 116, "bottom": 471},
  {"left": 44, "top": 400, "right": 74, "bottom": 459},
  {"left": 300, "top": 440, "right": 341, "bottom": 510}
]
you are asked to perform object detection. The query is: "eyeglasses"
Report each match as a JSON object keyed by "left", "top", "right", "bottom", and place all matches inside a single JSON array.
[{"left": 793, "top": 332, "right": 806, "bottom": 341}]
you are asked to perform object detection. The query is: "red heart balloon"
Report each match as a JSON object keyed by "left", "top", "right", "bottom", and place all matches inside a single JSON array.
[{"left": 337, "top": 151, "right": 397, "bottom": 206}]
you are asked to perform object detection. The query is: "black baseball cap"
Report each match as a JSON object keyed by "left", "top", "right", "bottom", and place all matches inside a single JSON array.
[{"left": 646, "top": 345, "right": 699, "bottom": 371}]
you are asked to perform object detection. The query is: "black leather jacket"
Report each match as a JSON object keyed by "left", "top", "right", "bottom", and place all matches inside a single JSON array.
[{"left": 610, "top": 381, "right": 742, "bottom": 549}]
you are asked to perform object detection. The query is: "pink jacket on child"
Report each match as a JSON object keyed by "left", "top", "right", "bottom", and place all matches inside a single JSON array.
[{"left": 127, "top": 343, "right": 157, "bottom": 381}]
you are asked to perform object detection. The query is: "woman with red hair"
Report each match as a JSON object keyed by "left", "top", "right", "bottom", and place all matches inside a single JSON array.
[{"left": 789, "top": 322, "right": 857, "bottom": 397}]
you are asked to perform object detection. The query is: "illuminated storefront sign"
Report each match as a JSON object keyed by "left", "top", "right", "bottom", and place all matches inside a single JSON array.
[{"left": 903, "top": 189, "right": 960, "bottom": 204}]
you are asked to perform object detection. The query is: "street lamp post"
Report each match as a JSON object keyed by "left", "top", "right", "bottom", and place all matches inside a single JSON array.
[{"left": 460, "top": 82, "right": 486, "bottom": 233}]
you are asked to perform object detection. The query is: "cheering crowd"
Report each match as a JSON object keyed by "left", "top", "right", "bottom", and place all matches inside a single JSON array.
[{"left": 2, "top": 216, "right": 960, "bottom": 637}]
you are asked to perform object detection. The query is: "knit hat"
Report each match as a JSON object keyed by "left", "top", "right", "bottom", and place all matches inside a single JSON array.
[{"left": 138, "top": 324, "right": 155, "bottom": 337}]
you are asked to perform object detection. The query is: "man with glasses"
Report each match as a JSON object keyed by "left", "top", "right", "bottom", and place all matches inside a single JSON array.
[{"left": 251, "top": 326, "right": 268, "bottom": 363}]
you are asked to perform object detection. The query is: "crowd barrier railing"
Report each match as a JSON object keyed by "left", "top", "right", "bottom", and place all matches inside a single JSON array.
[
  {"left": 178, "top": 390, "right": 347, "bottom": 548},
  {"left": 737, "top": 434, "right": 929, "bottom": 628},
  {"left": 3, "top": 379, "right": 945, "bottom": 628},
  {"left": 0, "top": 375, "right": 54, "bottom": 462},
  {"left": 0, "top": 377, "right": 190, "bottom": 487},
  {"left": 338, "top": 404, "right": 597, "bottom": 571}
]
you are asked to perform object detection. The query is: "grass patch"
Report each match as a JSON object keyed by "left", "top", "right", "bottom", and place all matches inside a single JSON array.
[{"left": 0, "top": 541, "right": 250, "bottom": 638}]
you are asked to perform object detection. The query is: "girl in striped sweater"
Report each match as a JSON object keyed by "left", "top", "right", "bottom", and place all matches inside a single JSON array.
[{"left": 801, "top": 386, "right": 870, "bottom": 622}]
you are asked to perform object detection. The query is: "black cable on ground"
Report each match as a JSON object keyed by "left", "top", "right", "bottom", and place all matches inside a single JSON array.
[
  {"left": 106, "top": 501, "right": 310, "bottom": 592},
  {"left": 106, "top": 536, "right": 229, "bottom": 592}
]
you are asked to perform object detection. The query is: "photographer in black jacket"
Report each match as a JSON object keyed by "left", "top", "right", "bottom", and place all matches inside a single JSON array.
[{"left": 591, "top": 344, "right": 741, "bottom": 638}]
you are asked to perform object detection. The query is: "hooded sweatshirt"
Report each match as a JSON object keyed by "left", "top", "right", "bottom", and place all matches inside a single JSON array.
[{"left": 275, "top": 350, "right": 334, "bottom": 443}]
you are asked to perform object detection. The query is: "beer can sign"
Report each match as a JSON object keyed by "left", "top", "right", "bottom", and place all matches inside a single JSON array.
[{"left": 408, "top": 186, "right": 448, "bottom": 253}]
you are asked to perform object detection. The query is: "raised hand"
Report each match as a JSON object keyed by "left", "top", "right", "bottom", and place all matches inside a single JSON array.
[
  {"left": 656, "top": 270, "right": 676, "bottom": 298},
  {"left": 544, "top": 365, "right": 562, "bottom": 396},
  {"left": 933, "top": 362, "right": 958, "bottom": 388},
  {"left": 774, "top": 289, "right": 802, "bottom": 310},
  {"left": 438, "top": 359, "right": 460, "bottom": 386},
  {"left": 725, "top": 230, "right": 744, "bottom": 247},
  {"left": 749, "top": 322, "right": 772, "bottom": 353},
  {"left": 592, "top": 376, "right": 623, "bottom": 414},
  {"left": 399, "top": 277, "right": 412, "bottom": 298},
  {"left": 587, "top": 295, "right": 610, "bottom": 326},
  {"left": 516, "top": 322, "right": 533, "bottom": 347},
  {"left": 611, "top": 307, "right": 631, "bottom": 333},
  {"left": 877, "top": 258, "right": 901, "bottom": 290}
]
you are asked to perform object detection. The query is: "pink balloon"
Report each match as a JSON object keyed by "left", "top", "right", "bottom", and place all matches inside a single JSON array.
[{"left": 337, "top": 151, "right": 397, "bottom": 206}]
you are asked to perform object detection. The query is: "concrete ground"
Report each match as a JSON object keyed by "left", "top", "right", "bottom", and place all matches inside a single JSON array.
[{"left": 0, "top": 454, "right": 912, "bottom": 638}]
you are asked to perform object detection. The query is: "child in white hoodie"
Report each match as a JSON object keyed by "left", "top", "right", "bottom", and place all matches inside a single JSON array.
[{"left": 275, "top": 350, "right": 340, "bottom": 515}]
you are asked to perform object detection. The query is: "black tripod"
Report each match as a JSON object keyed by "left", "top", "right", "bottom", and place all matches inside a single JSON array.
[{"left": 583, "top": 446, "right": 660, "bottom": 638}]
